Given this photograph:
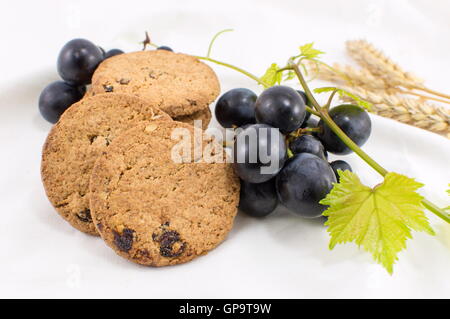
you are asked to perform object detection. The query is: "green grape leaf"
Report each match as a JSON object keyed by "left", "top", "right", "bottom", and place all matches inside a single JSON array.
[
  {"left": 299, "top": 42, "right": 325, "bottom": 60},
  {"left": 321, "top": 170, "right": 434, "bottom": 274},
  {"left": 260, "top": 63, "right": 283, "bottom": 88},
  {"left": 284, "top": 70, "right": 296, "bottom": 81},
  {"left": 314, "top": 87, "right": 372, "bottom": 110}
]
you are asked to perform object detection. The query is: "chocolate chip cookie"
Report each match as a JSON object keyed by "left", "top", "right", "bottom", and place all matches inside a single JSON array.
[
  {"left": 41, "top": 93, "right": 171, "bottom": 235},
  {"left": 89, "top": 121, "right": 240, "bottom": 266},
  {"left": 90, "top": 50, "right": 220, "bottom": 118}
]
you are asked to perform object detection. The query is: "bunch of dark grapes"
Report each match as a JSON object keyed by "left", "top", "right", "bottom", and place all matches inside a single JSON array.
[
  {"left": 38, "top": 39, "right": 126, "bottom": 123},
  {"left": 215, "top": 86, "right": 371, "bottom": 218}
]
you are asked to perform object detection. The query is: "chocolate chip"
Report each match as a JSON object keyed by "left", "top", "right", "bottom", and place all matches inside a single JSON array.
[
  {"left": 103, "top": 84, "right": 114, "bottom": 92},
  {"left": 153, "top": 230, "right": 185, "bottom": 258},
  {"left": 113, "top": 228, "right": 134, "bottom": 252},
  {"left": 76, "top": 209, "right": 92, "bottom": 223},
  {"left": 118, "top": 78, "right": 130, "bottom": 85},
  {"left": 96, "top": 223, "right": 104, "bottom": 231},
  {"left": 88, "top": 135, "right": 98, "bottom": 144}
]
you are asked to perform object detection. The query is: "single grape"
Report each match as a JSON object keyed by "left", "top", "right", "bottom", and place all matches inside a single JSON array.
[
  {"left": 239, "top": 178, "right": 278, "bottom": 217},
  {"left": 301, "top": 116, "right": 318, "bottom": 129},
  {"left": 255, "top": 86, "right": 306, "bottom": 134},
  {"left": 289, "top": 135, "right": 327, "bottom": 160},
  {"left": 77, "top": 85, "right": 87, "bottom": 96},
  {"left": 57, "top": 38, "right": 104, "bottom": 85},
  {"left": 104, "top": 49, "right": 124, "bottom": 59},
  {"left": 157, "top": 46, "right": 173, "bottom": 52},
  {"left": 296, "top": 89, "right": 311, "bottom": 121},
  {"left": 233, "top": 124, "right": 287, "bottom": 183},
  {"left": 330, "top": 160, "right": 352, "bottom": 182},
  {"left": 98, "top": 46, "right": 106, "bottom": 56},
  {"left": 215, "top": 88, "right": 257, "bottom": 128},
  {"left": 296, "top": 90, "right": 308, "bottom": 105},
  {"left": 38, "top": 81, "right": 85, "bottom": 123},
  {"left": 317, "top": 104, "right": 371, "bottom": 155},
  {"left": 276, "top": 153, "right": 336, "bottom": 218}
]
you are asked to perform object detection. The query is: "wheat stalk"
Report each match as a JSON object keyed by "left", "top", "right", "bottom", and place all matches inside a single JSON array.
[
  {"left": 339, "top": 86, "right": 450, "bottom": 138},
  {"left": 306, "top": 60, "right": 387, "bottom": 91}
]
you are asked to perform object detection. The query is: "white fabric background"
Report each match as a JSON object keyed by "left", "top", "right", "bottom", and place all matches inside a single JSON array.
[{"left": 0, "top": 0, "right": 449, "bottom": 298}]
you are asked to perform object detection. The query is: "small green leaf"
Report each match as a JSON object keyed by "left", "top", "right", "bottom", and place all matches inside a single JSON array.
[
  {"left": 260, "top": 63, "right": 283, "bottom": 88},
  {"left": 284, "top": 70, "right": 296, "bottom": 81},
  {"left": 299, "top": 42, "right": 325, "bottom": 60},
  {"left": 321, "top": 171, "right": 434, "bottom": 274},
  {"left": 313, "top": 87, "right": 337, "bottom": 94},
  {"left": 314, "top": 87, "right": 372, "bottom": 111},
  {"left": 287, "top": 148, "right": 294, "bottom": 158}
]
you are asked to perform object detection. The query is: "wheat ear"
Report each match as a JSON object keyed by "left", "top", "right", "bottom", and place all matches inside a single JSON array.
[
  {"left": 346, "top": 40, "right": 425, "bottom": 89},
  {"left": 339, "top": 86, "right": 450, "bottom": 138},
  {"left": 306, "top": 60, "right": 387, "bottom": 90}
]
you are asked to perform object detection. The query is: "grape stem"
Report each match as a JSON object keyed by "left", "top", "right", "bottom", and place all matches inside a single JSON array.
[
  {"left": 195, "top": 55, "right": 266, "bottom": 86},
  {"left": 206, "top": 29, "right": 234, "bottom": 58},
  {"left": 288, "top": 62, "right": 450, "bottom": 224},
  {"left": 195, "top": 53, "right": 450, "bottom": 223},
  {"left": 325, "top": 89, "right": 338, "bottom": 110},
  {"left": 195, "top": 55, "right": 319, "bottom": 117}
]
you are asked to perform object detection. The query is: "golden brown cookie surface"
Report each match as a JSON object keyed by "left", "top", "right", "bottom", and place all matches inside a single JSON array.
[
  {"left": 174, "top": 107, "right": 212, "bottom": 130},
  {"left": 41, "top": 94, "right": 171, "bottom": 235},
  {"left": 91, "top": 50, "right": 220, "bottom": 117},
  {"left": 89, "top": 121, "right": 239, "bottom": 266}
]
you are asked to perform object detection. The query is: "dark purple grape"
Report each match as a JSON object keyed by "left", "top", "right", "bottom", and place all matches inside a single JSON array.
[
  {"left": 276, "top": 153, "right": 336, "bottom": 218},
  {"left": 239, "top": 178, "right": 278, "bottom": 217},
  {"left": 317, "top": 104, "right": 371, "bottom": 155},
  {"left": 301, "top": 116, "right": 319, "bottom": 129},
  {"left": 289, "top": 135, "right": 327, "bottom": 160},
  {"left": 296, "top": 90, "right": 308, "bottom": 104},
  {"left": 104, "top": 49, "right": 124, "bottom": 59},
  {"left": 296, "top": 90, "right": 311, "bottom": 122},
  {"left": 57, "top": 38, "right": 104, "bottom": 85},
  {"left": 157, "top": 46, "right": 173, "bottom": 52},
  {"left": 255, "top": 86, "right": 306, "bottom": 133},
  {"left": 330, "top": 160, "right": 352, "bottom": 182},
  {"left": 233, "top": 124, "right": 287, "bottom": 183},
  {"left": 215, "top": 88, "right": 257, "bottom": 128},
  {"left": 38, "top": 81, "right": 84, "bottom": 123}
]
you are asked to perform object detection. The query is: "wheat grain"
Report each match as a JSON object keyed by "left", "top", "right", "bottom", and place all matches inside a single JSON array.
[
  {"left": 339, "top": 86, "right": 450, "bottom": 138},
  {"left": 305, "top": 60, "right": 387, "bottom": 90},
  {"left": 346, "top": 40, "right": 425, "bottom": 89},
  {"left": 304, "top": 44, "right": 450, "bottom": 138}
]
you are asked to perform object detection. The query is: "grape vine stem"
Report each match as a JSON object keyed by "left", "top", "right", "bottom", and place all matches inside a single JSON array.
[
  {"left": 194, "top": 53, "right": 450, "bottom": 224},
  {"left": 289, "top": 62, "right": 450, "bottom": 224},
  {"left": 195, "top": 56, "right": 319, "bottom": 116}
]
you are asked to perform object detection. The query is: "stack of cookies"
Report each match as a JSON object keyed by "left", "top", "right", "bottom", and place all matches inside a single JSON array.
[{"left": 41, "top": 50, "right": 240, "bottom": 266}]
